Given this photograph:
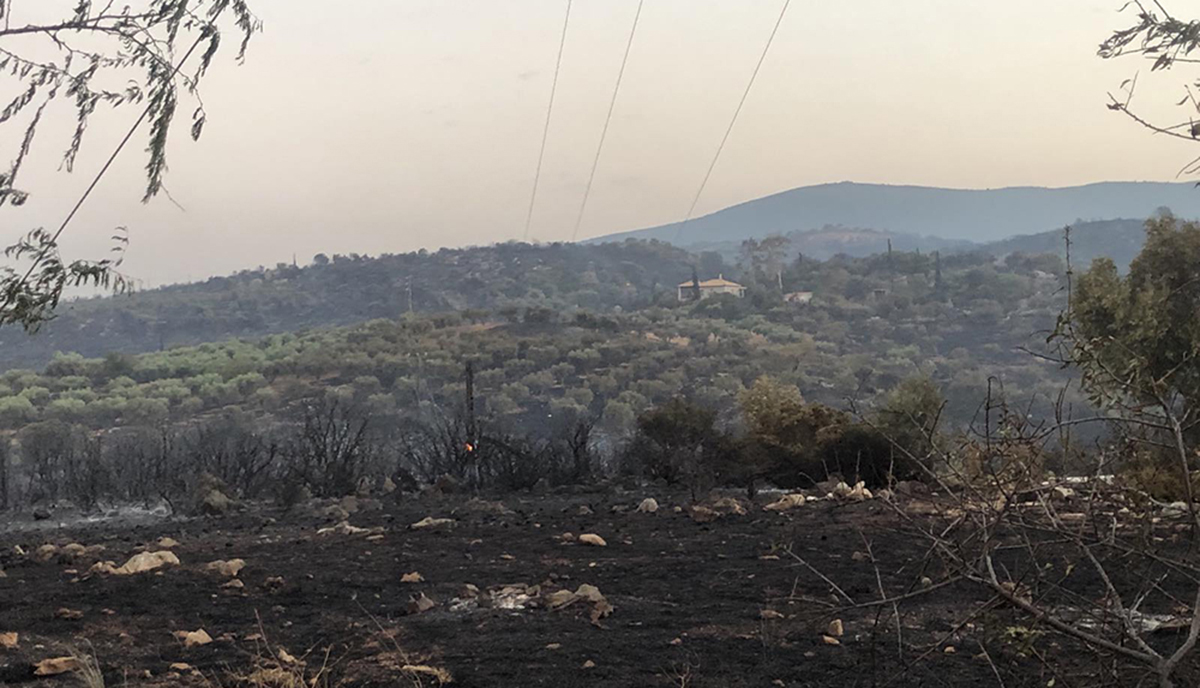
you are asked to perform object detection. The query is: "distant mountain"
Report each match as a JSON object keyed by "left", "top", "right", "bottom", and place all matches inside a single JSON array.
[
  {"left": 978, "top": 218, "right": 1149, "bottom": 271},
  {"left": 591, "top": 181, "right": 1200, "bottom": 246}
]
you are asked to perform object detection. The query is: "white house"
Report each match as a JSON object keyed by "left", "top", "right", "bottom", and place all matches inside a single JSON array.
[{"left": 677, "top": 275, "right": 747, "bottom": 301}]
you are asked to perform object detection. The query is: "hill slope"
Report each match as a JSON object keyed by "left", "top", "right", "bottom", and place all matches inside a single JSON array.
[
  {"left": 592, "top": 181, "right": 1200, "bottom": 246},
  {"left": 979, "top": 218, "right": 1148, "bottom": 270}
]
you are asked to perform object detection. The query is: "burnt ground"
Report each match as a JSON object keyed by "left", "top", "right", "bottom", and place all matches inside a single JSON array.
[{"left": 0, "top": 488, "right": 1189, "bottom": 688}]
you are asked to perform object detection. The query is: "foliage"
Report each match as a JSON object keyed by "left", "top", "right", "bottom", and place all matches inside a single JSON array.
[
  {"left": 623, "top": 399, "right": 731, "bottom": 499},
  {"left": 0, "top": 0, "right": 260, "bottom": 330}
]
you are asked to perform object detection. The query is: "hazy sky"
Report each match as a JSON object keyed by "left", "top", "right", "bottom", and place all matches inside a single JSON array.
[{"left": 3, "top": 0, "right": 1196, "bottom": 286}]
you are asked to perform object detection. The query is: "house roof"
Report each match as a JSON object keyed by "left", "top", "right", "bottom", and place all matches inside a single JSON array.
[{"left": 677, "top": 277, "right": 744, "bottom": 289}]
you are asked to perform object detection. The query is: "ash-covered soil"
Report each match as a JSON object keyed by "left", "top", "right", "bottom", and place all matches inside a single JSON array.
[{"left": 0, "top": 487, "right": 1167, "bottom": 687}]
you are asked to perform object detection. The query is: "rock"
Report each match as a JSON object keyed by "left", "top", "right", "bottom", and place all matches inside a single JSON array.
[
  {"left": 317, "top": 520, "right": 377, "bottom": 536},
  {"left": 34, "top": 544, "right": 60, "bottom": 563},
  {"left": 339, "top": 496, "right": 360, "bottom": 514},
  {"left": 222, "top": 579, "right": 245, "bottom": 590},
  {"left": 0, "top": 632, "right": 17, "bottom": 648},
  {"left": 459, "top": 583, "right": 480, "bottom": 598},
  {"left": 760, "top": 609, "right": 786, "bottom": 620},
  {"left": 764, "top": 494, "right": 807, "bottom": 512},
  {"left": 546, "top": 589, "right": 578, "bottom": 609},
  {"left": 578, "top": 533, "right": 607, "bottom": 547},
  {"left": 200, "top": 489, "right": 234, "bottom": 516},
  {"left": 582, "top": 660, "right": 596, "bottom": 669},
  {"left": 635, "top": 498, "right": 659, "bottom": 514},
  {"left": 59, "top": 543, "right": 88, "bottom": 561},
  {"left": 382, "top": 476, "right": 397, "bottom": 494},
  {"left": 205, "top": 559, "right": 246, "bottom": 578},
  {"left": 401, "top": 571, "right": 424, "bottom": 583},
  {"left": 851, "top": 551, "right": 868, "bottom": 563},
  {"left": 488, "top": 584, "right": 540, "bottom": 610},
  {"left": 411, "top": 516, "right": 454, "bottom": 530},
  {"left": 34, "top": 657, "right": 80, "bottom": 676},
  {"left": 832, "top": 481, "right": 873, "bottom": 501},
  {"left": 689, "top": 505, "right": 720, "bottom": 524},
  {"left": 822, "top": 635, "right": 841, "bottom": 646},
  {"left": 264, "top": 576, "right": 286, "bottom": 589},
  {"left": 828, "top": 619, "right": 844, "bottom": 637},
  {"left": 1053, "top": 486, "right": 1076, "bottom": 501},
  {"left": 92, "top": 550, "right": 180, "bottom": 576},
  {"left": 157, "top": 537, "right": 180, "bottom": 549},
  {"left": 175, "top": 629, "right": 213, "bottom": 648},
  {"left": 920, "top": 576, "right": 934, "bottom": 588},
  {"left": 54, "top": 608, "right": 84, "bottom": 620},
  {"left": 169, "top": 663, "right": 194, "bottom": 672},
  {"left": 576, "top": 504, "right": 594, "bottom": 516},
  {"left": 32, "top": 508, "right": 51, "bottom": 521},
  {"left": 407, "top": 592, "right": 436, "bottom": 615}
]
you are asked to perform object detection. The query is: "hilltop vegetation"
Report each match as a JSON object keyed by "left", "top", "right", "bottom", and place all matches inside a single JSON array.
[
  {"left": 0, "top": 241, "right": 697, "bottom": 371},
  {"left": 0, "top": 239, "right": 1079, "bottom": 441}
]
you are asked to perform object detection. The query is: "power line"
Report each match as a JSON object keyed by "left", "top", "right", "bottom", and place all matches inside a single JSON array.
[
  {"left": 523, "top": 0, "right": 574, "bottom": 241},
  {"left": 7, "top": 28, "right": 211, "bottom": 306},
  {"left": 570, "top": 0, "right": 645, "bottom": 243},
  {"left": 672, "top": 0, "right": 791, "bottom": 245}
]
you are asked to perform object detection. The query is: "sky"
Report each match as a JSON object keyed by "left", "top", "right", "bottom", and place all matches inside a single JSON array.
[{"left": 2, "top": 0, "right": 1197, "bottom": 287}]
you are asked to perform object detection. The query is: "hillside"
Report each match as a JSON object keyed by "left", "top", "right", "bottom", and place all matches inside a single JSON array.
[
  {"left": 0, "top": 246, "right": 1083, "bottom": 439},
  {"left": 591, "top": 181, "right": 1200, "bottom": 246},
  {"left": 0, "top": 241, "right": 697, "bottom": 371},
  {"left": 979, "top": 218, "right": 1148, "bottom": 270}
]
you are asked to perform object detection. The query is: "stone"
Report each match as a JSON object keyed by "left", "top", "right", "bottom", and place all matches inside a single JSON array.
[
  {"left": 411, "top": 517, "right": 454, "bottom": 530},
  {"left": 407, "top": 592, "right": 436, "bottom": 615},
  {"left": 0, "top": 632, "right": 18, "bottom": 648},
  {"left": 205, "top": 559, "right": 246, "bottom": 578},
  {"left": 92, "top": 550, "right": 180, "bottom": 576},
  {"left": 635, "top": 498, "right": 659, "bottom": 513},
  {"left": 32, "top": 508, "right": 51, "bottom": 521},
  {"left": 578, "top": 533, "right": 607, "bottom": 547},
  {"left": 764, "top": 494, "right": 807, "bottom": 512},
  {"left": 34, "top": 657, "right": 79, "bottom": 676},
  {"left": 175, "top": 629, "right": 213, "bottom": 648},
  {"left": 760, "top": 609, "right": 785, "bottom": 620},
  {"left": 828, "top": 619, "right": 844, "bottom": 637},
  {"left": 401, "top": 571, "right": 424, "bottom": 583},
  {"left": 157, "top": 537, "right": 180, "bottom": 549}
]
